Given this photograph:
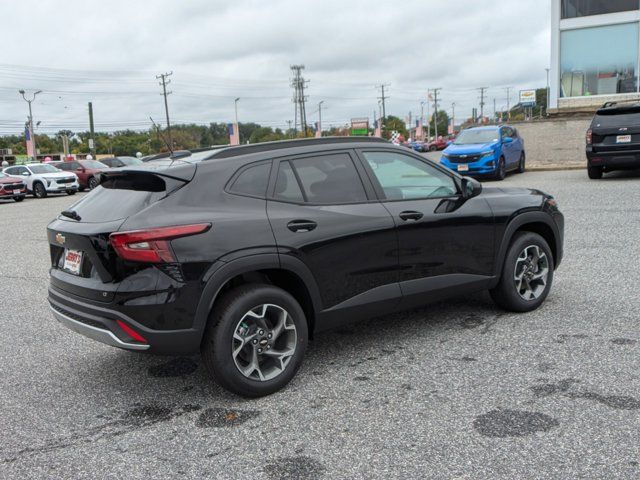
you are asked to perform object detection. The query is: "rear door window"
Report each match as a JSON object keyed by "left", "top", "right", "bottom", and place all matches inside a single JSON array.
[
  {"left": 289, "top": 153, "right": 367, "bottom": 204},
  {"left": 274, "top": 161, "right": 305, "bottom": 203}
]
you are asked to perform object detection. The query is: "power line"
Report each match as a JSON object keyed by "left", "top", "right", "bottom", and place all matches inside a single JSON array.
[
  {"left": 477, "top": 87, "right": 488, "bottom": 120},
  {"left": 376, "top": 84, "right": 390, "bottom": 123}
]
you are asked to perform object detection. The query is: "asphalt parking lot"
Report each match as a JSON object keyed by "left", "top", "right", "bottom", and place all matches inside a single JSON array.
[{"left": 1, "top": 169, "right": 640, "bottom": 479}]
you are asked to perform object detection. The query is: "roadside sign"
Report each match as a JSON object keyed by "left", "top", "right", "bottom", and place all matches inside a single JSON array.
[
  {"left": 351, "top": 118, "right": 369, "bottom": 136},
  {"left": 88, "top": 139, "right": 95, "bottom": 149},
  {"left": 520, "top": 89, "right": 537, "bottom": 107}
]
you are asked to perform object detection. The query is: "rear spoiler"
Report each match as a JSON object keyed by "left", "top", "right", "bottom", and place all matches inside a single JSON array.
[{"left": 100, "top": 160, "right": 196, "bottom": 183}]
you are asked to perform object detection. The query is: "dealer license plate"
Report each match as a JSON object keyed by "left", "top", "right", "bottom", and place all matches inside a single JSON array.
[
  {"left": 617, "top": 135, "right": 632, "bottom": 143},
  {"left": 457, "top": 164, "right": 469, "bottom": 172},
  {"left": 13, "top": 189, "right": 21, "bottom": 194},
  {"left": 63, "top": 249, "right": 83, "bottom": 275}
]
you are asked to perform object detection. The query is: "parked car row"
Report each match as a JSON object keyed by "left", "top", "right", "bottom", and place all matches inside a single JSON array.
[{"left": 0, "top": 156, "right": 143, "bottom": 200}]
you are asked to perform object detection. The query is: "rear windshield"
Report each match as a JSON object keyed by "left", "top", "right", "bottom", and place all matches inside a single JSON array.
[
  {"left": 594, "top": 108, "right": 640, "bottom": 128},
  {"left": 63, "top": 173, "right": 168, "bottom": 223}
]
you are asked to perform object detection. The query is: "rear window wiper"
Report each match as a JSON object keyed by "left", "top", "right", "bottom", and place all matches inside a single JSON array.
[{"left": 61, "top": 210, "right": 81, "bottom": 221}]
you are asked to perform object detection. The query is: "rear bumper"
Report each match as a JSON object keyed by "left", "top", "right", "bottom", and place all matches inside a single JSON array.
[
  {"left": 48, "top": 285, "right": 202, "bottom": 355},
  {"left": 587, "top": 149, "right": 640, "bottom": 169}
]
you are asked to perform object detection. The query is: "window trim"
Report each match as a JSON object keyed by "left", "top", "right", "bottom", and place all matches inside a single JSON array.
[
  {"left": 267, "top": 150, "right": 377, "bottom": 206},
  {"left": 355, "top": 148, "right": 462, "bottom": 203},
  {"left": 225, "top": 159, "right": 273, "bottom": 200}
]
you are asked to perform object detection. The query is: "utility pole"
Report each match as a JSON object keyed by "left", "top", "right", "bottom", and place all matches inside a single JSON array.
[
  {"left": 478, "top": 87, "right": 488, "bottom": 122},
  {"left": 19, "top": 89, "right": 41, "bottom": 161},
  {"left": 493, "top": 98, "right": 497, "bottom": 123},
  {"left": 426, "top": 90, "right": 431, "bottom": 140},
  {"left": 290, "top": 65, "right": 309, "bottom": 135},
  {"left": 451, "top": 102, "right": 456, "bottom": 135},
  {"left": 156, "top": 72, "right": 173, "bottom": 148},
  {"left": 234, "top": 97, "right": 240, "bottom": 143},
  {"left": 505, "top": 87, "right": 512, "bottom": 120},
  {"left": 420, "top": 101, "right": 425, "bottom": 140},
  {"left": 317, "top": 101, "right": 324, "bottom": 136},
  {"left": 432, "top": 88, "right": 441, "bottom": 139},
  {"left": 287, "top": 120, "right": 293, "bottom": 138},
  {"left": 376, "top": 84, "right": 390, "bottom": 123},
  {"left": 88, "top": 102, "right": 95, "bottom": 155}
]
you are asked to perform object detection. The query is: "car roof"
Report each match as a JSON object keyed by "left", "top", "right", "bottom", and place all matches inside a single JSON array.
[{"left": 465, "top": 126, "right": 501, "bottom": 131}]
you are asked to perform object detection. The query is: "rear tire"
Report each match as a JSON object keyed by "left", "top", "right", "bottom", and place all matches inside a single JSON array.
[
  {"left": 201, "top": 284, "right": 308, "bottom": 398},
  {"left": 490, "top": 232, "right": 554, "bottom": 312},
  {"left": 33, "top": 182, "right": 47, "bottom": 198},
  {"left": 588, "top": 166, "right": 603, "bottom": 179},
  {"left": 517, "top": 152, "right": 526, "bottom": 173},
  {"left": 88, "top": 176, "right": 99, "bottom": 190},
  {"left": 494, "top": 156, "right": 506, "bottom": 181}
]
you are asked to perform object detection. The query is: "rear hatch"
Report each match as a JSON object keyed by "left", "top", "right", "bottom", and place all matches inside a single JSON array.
[
  {"left": 591, "top": 104, "right": 640, "bottom": 153},
  {"left": 47, "top": 161, "right": 195, "bottom": 302}
]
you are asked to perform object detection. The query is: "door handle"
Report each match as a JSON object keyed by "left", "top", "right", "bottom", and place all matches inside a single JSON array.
[
  {"left": 287, "top": 220, "right": 317, "bottom": 232},
  {"left": 399, "top": 211, "right": 424, "bottom": 221}
]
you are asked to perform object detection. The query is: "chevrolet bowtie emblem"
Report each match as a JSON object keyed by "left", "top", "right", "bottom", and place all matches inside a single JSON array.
[{"left": 56, "top": 233, "right": 65, "bottom": 245}]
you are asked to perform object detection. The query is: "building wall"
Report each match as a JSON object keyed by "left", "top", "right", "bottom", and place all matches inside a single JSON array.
[{"left": 512, "top": 117, "right": 590, "bottom": 166}]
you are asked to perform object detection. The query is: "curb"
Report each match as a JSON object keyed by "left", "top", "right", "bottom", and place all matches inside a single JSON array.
[{"left": 527, "top": 165, "right": 585, "bottom": 172}]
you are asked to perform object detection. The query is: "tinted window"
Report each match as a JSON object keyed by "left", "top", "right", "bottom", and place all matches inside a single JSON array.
[
  {"left": 28, "top": 164, "right": 60, "bottom": 174},
  {"left": 80, "top": 160, "right": 108, "bottom": 169},
  {"left": 362, "top": 151, "right": 457, "bottom": 200},
  {"left": 562, "top": 0, "right": 637, "bottom": 18},
  {"left": 594, "top": 107, "right": 640, "bottom": 127},
  {"left": 290, "top": 153, "right": 367, "bottom": 204},
  {"left": 454, "top": 129, "right": 500, "bottom": 145},
  {"left": 56, "top": 162, "right": 73, "bottom": 171},
  {"left": 230, "top": 162, "right": 271, "bottom": 197},
  {"left": 274, "top": 161, "right": 305, "bottom": 202}
]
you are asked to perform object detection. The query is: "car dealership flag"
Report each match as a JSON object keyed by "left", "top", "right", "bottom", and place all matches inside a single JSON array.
[
  {"left": 315, "top": 122, "right": 322, "bottom": 138},
  {"left": 374, "top": 118, "right": 382, "bottom": 138},
  {"left": 228, "top": 123, "right": 240, "bottom": 146},
  {"left": 25, "top": 125, "right": 35, "bottom": 158}
]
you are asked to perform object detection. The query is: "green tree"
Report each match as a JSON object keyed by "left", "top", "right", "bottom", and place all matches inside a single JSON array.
[
  {"left": 429, "top": 110, "right": 450, "bottom": 138},
  {"left": 383, "top": 115, "right": 408, "bottom": 138}
]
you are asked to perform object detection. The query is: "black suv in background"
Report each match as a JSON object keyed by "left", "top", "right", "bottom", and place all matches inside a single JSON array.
[
  {"left": 47, "top": 138, "right": 564, "bottom": 397},
  {"left": 586, "top": 102, "right": 640, "bottom": 179}
]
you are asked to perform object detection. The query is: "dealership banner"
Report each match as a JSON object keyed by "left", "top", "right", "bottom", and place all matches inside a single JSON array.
[{"left": 519, "top": 89, "right": 537, "bottom": 107}]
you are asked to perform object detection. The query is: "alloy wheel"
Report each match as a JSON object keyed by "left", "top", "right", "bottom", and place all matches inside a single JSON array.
[
  {"left": 232, "top": 304, "right": 297, "bottom": 381},
  {"left": 514, "top": 245, "right": 549, "bottom": 300}
]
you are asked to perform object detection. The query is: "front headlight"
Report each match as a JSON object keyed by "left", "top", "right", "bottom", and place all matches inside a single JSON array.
[
  {"left": 441, "top": 154, "right": 449, "bottom": 160},
  {"left": 43, "top": 176, "right": 57, "bottom": 184},
  {"left": 481, "top": 151, "right": 494, "bottom": 159}
]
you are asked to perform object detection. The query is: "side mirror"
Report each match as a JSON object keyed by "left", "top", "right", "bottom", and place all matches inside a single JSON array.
[
  {"left": 461, "top": 176, "right": 482, "bottom": 199},
  {"left": 503, "top": 137, "right": 514, "bottom": 144},
  {"left": 22, "top": 172, "right": 30, "bottom": 176}
]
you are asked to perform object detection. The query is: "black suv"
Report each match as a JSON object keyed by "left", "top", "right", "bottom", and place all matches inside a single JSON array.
[
  {"left": 47, "top": 138, "right": 564, "bottom": 397},
  {"left": 587, "top": 101, "right": 640, "bottom": 179}
]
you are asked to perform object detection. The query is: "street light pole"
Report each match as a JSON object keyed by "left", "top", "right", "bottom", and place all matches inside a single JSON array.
[
  {"left": 19, "top": 89, "right": 42, "bottom": 161},
  {"left": 318, "top": 100, "right": 324, "bottom": 137},
  {"left": 545, "top": 68, "right": 550, "bottom": 116}
]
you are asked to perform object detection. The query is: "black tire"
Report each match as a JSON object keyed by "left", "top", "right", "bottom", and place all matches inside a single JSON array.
[
  {"left": 494, "top": 156, "right": 506, "bottom": 181},
  {"left": 33, "top": 182, "right": 47, "bottom": 198},
  {"left": 429, "top": 145, "right": 437, "bottom": 152},
  {"left": 517, "top": 152, "right": 526, "bottom": 173},
  {"left": 78, "top": 186, "right": 85, "bottom": 192},
  {"left": 88, "top": 176, "right": 99, "bottom": 190},
  {"left": 490, "top": 232, "right": 554, "bottom": 313},
  {"left": 201, "top": 284, "right": 308, "bottom": 398},
  {"left": 13, "top": 196, "right": 24, "bottom": 202},
  {"left": 588, "top": 166, "right": 603, "bottom": 180},
  {"left": 66, "top": 190, "right": 76, "bottom": 196}
]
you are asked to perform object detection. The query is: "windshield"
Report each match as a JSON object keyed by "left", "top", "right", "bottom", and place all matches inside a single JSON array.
[
  {"left": 0, "top": 172, "right": 5, "bottom": 178},
  {"left": 120, "top": 157, "right": 143, "bottom": 166},
  {"left": 454, "top": 129, "right": 500, "bottom": 145},
  {"left": 29, "top": 164, "right": 60, "bottom": 174},
  {"left": 80, "top": 160, "right": 108, "bottom": 169}
]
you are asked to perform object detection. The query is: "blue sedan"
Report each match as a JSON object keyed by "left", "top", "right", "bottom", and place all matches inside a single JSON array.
[{"left": 440, "top": 126, "right": 525, "bottom": 180}]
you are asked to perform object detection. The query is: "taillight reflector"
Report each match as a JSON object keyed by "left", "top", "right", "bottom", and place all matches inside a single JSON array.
[
  {"left": 109, "top": 223, "right": 211, "bottom": 263},
  {"left": 586, "top": 129, "right": 592, "bottom": 145},
  {"left": 116, "top": 320, "right": 148, "bottom": 343}
]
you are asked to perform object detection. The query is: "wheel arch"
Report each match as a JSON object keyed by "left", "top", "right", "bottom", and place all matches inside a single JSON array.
[
  {"left": 194, "top": 254, "right": 322, "bottom": 344},
  {"left": 494, "top": 212, "right": 561, "bottom": 280}
]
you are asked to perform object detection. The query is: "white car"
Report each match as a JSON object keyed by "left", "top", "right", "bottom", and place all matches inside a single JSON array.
[{"left": 2, "top": 163, "right": 79, "bottom": 198}]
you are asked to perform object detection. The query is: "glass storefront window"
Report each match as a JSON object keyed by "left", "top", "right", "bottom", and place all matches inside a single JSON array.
[
  {"left": 560, "top": 23, "right": 639, "bottom": 97},
  {"left": 562, "top": 0, "right": 639, "bottom": 19}
]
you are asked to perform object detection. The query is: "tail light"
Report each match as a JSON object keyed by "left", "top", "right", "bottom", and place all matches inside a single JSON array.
[
  {"left": 116, "top": 320, "right": 147, "bottom": 344},
  {"left": 109, "top": 223, "right": 211, "bottom": 263},
  {"left": 586, "top": 129, "right": 592, "bottom": 145}
]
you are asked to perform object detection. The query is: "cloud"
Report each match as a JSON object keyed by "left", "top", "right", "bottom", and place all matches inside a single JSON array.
[{"left": 0, "top": 0, "right": 550, "bottom": 134}]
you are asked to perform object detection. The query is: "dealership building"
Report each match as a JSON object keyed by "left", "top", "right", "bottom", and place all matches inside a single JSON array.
[{"left": 550, "top": 0, "right": 640, "bottom": 113}]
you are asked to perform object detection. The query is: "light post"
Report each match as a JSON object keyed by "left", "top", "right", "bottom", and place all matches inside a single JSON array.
[
  {"left": 545, "top": 68, "right": 550, "bottom": 116},
  {"left": 234, "top": 97, "right": 240, "bottom": 142},
  {"left": 318, "top": 100, "right": 324, "bottom": 137},
  {"left": 19, "top": 89, "right": 42, "bottom": 161}
]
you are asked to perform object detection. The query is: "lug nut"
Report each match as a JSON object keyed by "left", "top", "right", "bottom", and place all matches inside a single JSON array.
[
  {"left": 252, "top": 339, "right": 258, "bottom": 344},
  {"left": 258, "top": 348, "right": 263, "bottom": 353},
  {"left": 259, "top": 330, "right": 264, "bottom": 335},
  {"left": 267, "top": 333, "right": 272, "bottom": 339},
  {"left": 267, "top": 345, "right": 271, "bottom": 350}
]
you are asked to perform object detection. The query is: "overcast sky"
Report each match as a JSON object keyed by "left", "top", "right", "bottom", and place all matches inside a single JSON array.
[{"left": 0, "top": 0, "right": 551, "bottom": 135}]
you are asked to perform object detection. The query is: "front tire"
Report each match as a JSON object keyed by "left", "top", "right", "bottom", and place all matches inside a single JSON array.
[
  {"left": 201, "top": 284, "right": 308, "bottom": 398},
  {"left": 33, "top": 182, "right": 47, "bottom": 198},
  {"left": 490, "top": 232, "right": 554, "bottom": 312},
  {"left": 66, "top": 190, "right": 76, "bottom": 196},
  {"left": 88, "top": 177, "right": 99, "bottom": 190},
  {"left": 588, "top": 166, "right": 603, "bottom": 179}
]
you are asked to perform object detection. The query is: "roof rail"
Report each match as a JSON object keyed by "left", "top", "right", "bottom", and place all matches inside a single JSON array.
[{"left": 209, "top": 136, "right": 388, "bottom": 160}]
